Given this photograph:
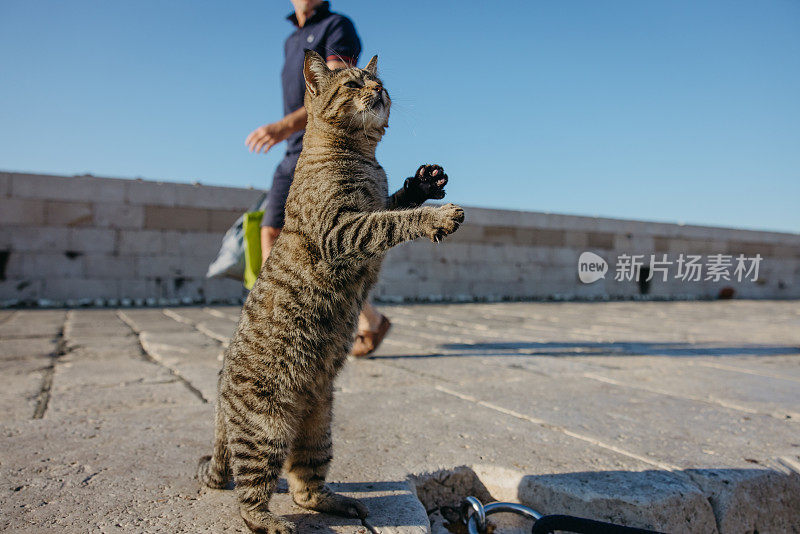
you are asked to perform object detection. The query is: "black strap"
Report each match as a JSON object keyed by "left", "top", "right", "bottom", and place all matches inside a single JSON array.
[{"left": 531, "top": 514, "right": 666, "bottom": 534}]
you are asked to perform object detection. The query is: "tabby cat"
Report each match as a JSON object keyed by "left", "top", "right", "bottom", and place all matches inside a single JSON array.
[{"left": 197, "top": 50, "right": 464, "bottom": 533}]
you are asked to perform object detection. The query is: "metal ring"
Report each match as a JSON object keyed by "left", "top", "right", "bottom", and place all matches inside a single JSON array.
[
  {"left": 484, "top": 501, "right": 542, "bottom": 521},
  {"left": 461, "top": 496, "right": 486, "bottom": 533},
  {"left": 463, "top": 499, "right": 543, "bottom": 534}
]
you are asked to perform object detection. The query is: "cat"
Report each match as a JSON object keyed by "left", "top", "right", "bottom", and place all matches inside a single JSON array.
[{"left": 197, "top": 50, "right": 464, "bottom": 534}]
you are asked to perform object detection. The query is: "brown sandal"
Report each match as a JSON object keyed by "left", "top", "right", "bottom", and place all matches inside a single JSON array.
[{"left": 351, "top": 315, "right": 392, "bottom": 357}]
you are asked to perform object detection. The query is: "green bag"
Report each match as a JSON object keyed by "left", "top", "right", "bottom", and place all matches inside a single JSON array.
[{"left": 242, "top": 211, "right": 264, "bottom": 290}]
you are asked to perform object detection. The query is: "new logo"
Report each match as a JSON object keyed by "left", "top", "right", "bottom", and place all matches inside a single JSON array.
[{"left": 578, "top": 252, "right": 608, "bottom": 284}]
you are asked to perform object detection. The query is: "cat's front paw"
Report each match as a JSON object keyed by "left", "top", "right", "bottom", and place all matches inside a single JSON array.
[
  {"left": 405, "top": 164, "right": 448, "bottom": 203},
  {"left": 425, "top": 203, "right": 465, "bottom": 242}
]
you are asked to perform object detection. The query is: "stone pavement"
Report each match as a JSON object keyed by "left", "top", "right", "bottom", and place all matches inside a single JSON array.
[{"left": 1, "top": 301, "right": 799, "bottom": 533}]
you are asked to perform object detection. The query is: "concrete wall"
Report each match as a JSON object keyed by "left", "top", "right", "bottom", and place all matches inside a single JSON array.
[
  {"left": 374, "top": 208, "right": 800, "bottom": 301},
  {"left": 1, "top": 171, "right": 799, "bottom": 305},
  {"left": 0, "top": 171, "right": 260, "bottom": 305}
]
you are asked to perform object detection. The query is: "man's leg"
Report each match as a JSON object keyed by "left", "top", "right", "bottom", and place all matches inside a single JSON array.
[
  {"left": 261, "top": 226, "right": 282, "bottom": 265},
  {"left": 358, "top": 301, "right": 383, "bottom": 332},
  {"left": 261, "top": 153, "right": 298, "bottom": 264},
  {"left": 353, "top": 300, "right": 391, "bottom": 357}
]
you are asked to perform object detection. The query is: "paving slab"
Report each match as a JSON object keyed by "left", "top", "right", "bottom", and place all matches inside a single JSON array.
[
  {"left": 0, "top": 310, "right": 65, "bottom": 338},
  {"left": 1, "top": 301, "right": 799, "bottom": 533},
  {"left": 0, "top": 311, "right": 61, "bottom": 422}
]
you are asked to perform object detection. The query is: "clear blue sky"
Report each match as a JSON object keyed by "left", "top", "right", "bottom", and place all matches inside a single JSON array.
[{"left": 1, "top": 1, "right": 798, "bottom": 233}]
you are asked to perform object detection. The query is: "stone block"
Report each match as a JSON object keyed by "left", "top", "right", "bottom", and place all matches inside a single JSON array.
[
  {"left": 686, "top": 467, "right": 800, "bottom": 534},
  {"left": 468, "top": 279, "right": 525, "bottom": 298},
  {"left": 654, "top": 236, "right": 670, "bottom": 253},
  {"left": 434, "top": 242, "right": 471, "bottom": 262},
  {"left": 587, "top": 231, "right": 616, "bottom": 250},
  {"left": 583, "top": 216, "right": 623, "bottom": 234},
  {"left": 518, "top": 211, "right": 563, "bottom": 229},
  {"left": 209, "top": 209, "right": 245, "bottom": 232},
  {"left": 203, "top": 278, "right": 244, "bottom": 302},
  {"left": 378, "top": 259, "right": 418, "bottom": 281},
  {"left": 144, "top": 205, "right": 210, "bottom": 231},
  {"left": 771, "top": 245, "right": 800, "bottom": 259},
  {"left": 43, "top": 278, "right": 118, "bottom": 300},
  {"left": 530, "top": 228, "right": 567, "bottom": 247},
  {"left": 124, "top": 179, "right": 179, "bottom": 206},
  {"left": 135, "top": 254, "right": 208, "bottom": 278},
  {"left": 375, "top": 280, "right": 420, "bottom": 300},
  {"left": 83, "top": 254, "right": 136, "bottom": 279},
  {"left": 117, "top": 230, "right": 164, "bottom": 254},
  {"left": 446, "top": 223, "right": 484, "bottom": 244},
  {"left": 490, "top": 244, "right": 523, "bottom": 264},
  {"left": 0, "top": 198, "right": 46, "bottom": 226},
  {"left": 5, "top": 251, "right": 85, "bottom": 279},
  {"left": 482, "top": 225, "right": 517, "bottom": 244},
  {"left": 399, "top": 240, "right": 439, "bottom": 262},
  {"left": 0, "top": 172, "right": 10, "bottom": 197},
  {"left": 11, "top": 173, "right": 126, "bottom": 202},
  {"left": 0, "top": 279, "right": 42, "bottom": 301},
  {"left": 675, "top": 239, "right": 726, "bottom": 255},
  {"left": 564, "top": 230, "right": 589, "bottom": 248},
  {"left": 158, "top": 276, "right": 205, "bottom": 300},
  {"left": 44, "top": 200, "right": 93, "bottom": 227},
  {"left": 468, "top": 243, "right": 506, "bottom": 263},
  {"left": 613, "top": 234, "right": 655, "bottom": 254},
  {"left": 8, "top": 226, "right": 70, "bottom": 252},
  {"left": 118, "top": 279, "right": 159, "bottom": 299},
  {"left": 161, "top": 231, "right": 222, "bottom": 258},
  {"left": 173, "top": 183, "right": 262, "bottom": 210},
  {"left": 549, "top": 246, "right": 581, "bottom": 267},
  {"left": 93, "top": 202, "right": 144, "bottom": 229},
  {"left": 464, "top": 206, "right": 524, "bottom": 227},
  {"left": 68, "top": 228, "right": 116, "bottom": 253},
  {"left": 516, "top": 469, "right": 714, "bottom": 533}
]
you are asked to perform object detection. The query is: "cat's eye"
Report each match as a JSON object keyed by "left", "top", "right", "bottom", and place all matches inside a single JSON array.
[{"left": 343, "top": 81, "right": 362, "bottom": 89}]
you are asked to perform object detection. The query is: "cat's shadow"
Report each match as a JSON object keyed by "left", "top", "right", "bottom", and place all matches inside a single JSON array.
[{"left": 214, "top": 478, "right": 406, "bottom": 532}]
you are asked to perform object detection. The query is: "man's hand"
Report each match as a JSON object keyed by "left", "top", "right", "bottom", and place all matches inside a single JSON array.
[
  {"left": 245, "top": 120, "right": 293, "bottom": 154},
  {"left": 245, "top": 61, "right": 349, "bottom": 154}
]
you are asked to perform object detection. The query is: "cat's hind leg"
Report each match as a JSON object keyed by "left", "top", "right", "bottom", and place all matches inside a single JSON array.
[
  {"left": 197, "top": 394, "right": 232, "bottom": 489},
  {"left": 225, "top": 389, "right": 297, "bottom": 534},
  {"left": 286, "top": 386, "right": 368, "bottom": 519}
]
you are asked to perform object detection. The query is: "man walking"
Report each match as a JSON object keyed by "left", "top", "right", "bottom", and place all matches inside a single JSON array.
[{"left": 245, "top": 0, "right": 390, "bottom": 357}]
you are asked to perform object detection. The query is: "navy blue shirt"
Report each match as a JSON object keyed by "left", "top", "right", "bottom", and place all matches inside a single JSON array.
[{"left": 281, "top": 2, "right": 361, "bottom": 154}]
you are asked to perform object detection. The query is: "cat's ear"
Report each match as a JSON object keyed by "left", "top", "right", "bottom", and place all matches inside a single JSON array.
[
  {"left": 364, "top": 55, "right": 378, "bottom": 76},
  {"left": 303, "top": 50, "right": 330, "bottom": 96}
]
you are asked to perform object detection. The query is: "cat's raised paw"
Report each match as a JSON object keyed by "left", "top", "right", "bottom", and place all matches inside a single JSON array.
[
  {"left": 426, "top": 203, "right": 465, "bottom": 242},
  {"left": 405, "top": 164, "right": 448, "bottom": 202}
]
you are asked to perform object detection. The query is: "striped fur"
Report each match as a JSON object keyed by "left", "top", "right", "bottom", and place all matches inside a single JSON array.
[{"left": 197, "top": 51, "right": 464, "bottom": 534}]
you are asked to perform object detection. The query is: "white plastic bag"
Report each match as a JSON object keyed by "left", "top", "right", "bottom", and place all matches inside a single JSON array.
[{"left": 206, "top": 192, "right": 268, "bottom": 280}]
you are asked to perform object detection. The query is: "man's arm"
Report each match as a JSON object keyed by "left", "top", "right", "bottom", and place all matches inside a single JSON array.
[{"left": 246, "top": 59, "right": 351, "bottom": 154}]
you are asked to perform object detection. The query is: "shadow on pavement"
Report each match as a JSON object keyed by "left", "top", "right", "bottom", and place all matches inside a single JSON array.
[{"left": 374, "top": 341, "right": 800, "bottom": 359}]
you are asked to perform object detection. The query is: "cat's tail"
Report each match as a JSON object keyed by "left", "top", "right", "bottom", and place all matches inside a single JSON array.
[{"left": 197, "top": 454, "right": 230, "bottom": 489}]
